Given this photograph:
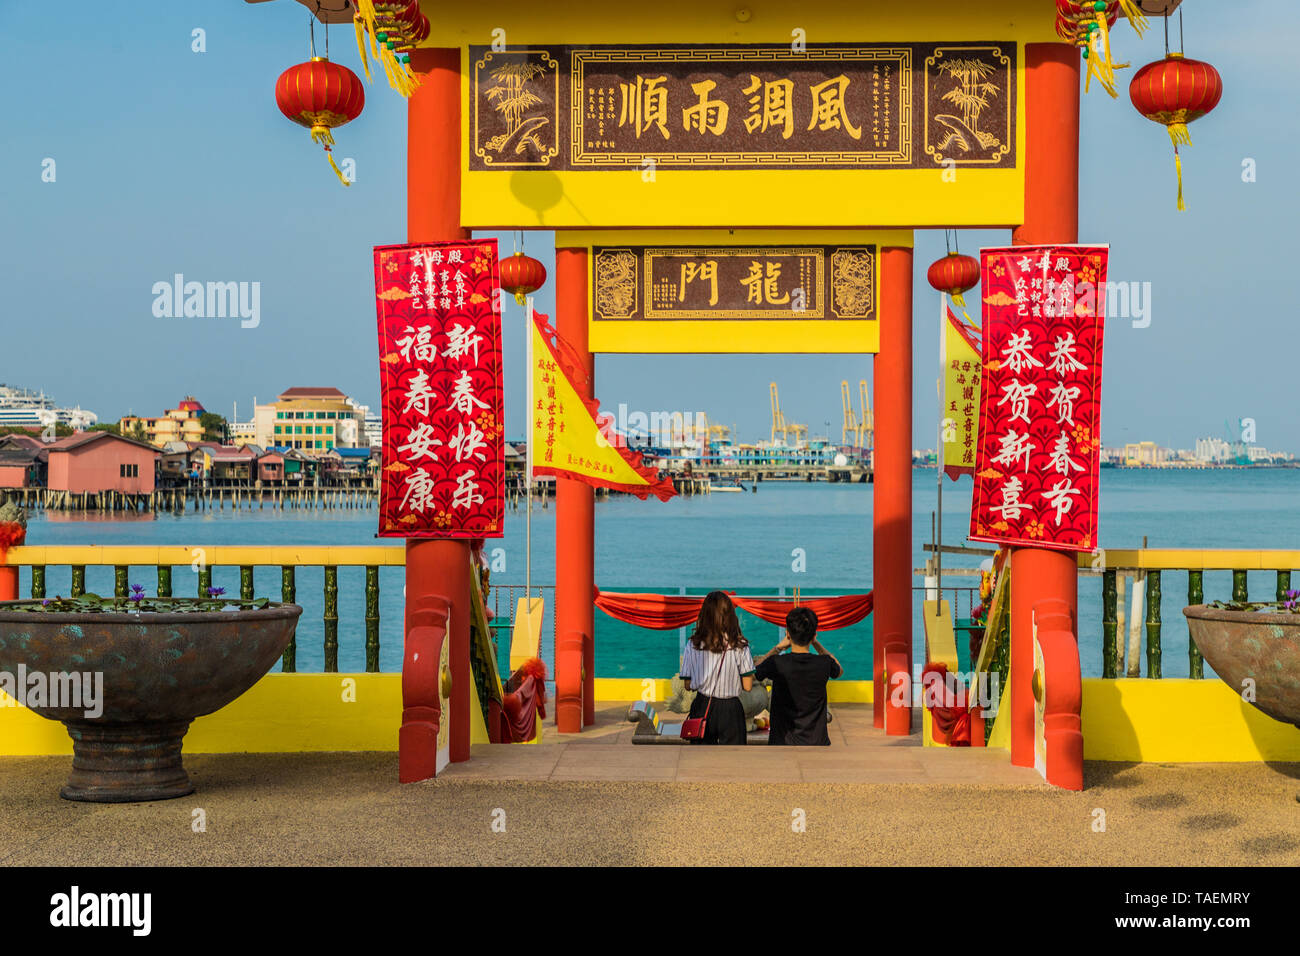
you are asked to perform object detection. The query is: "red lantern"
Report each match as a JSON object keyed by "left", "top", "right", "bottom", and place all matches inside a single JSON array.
[
  {"left": 1130, "top": 53, "right": 1223, "bottom": 210},
  {"left": 275, "top": 57, "right": 365, "bottom": 186},
  {"left": 927, "top": 253, "right": 981, "bottom": 308},
  {"left": 499, "top": 252, "right": 548, "bottom": 306}
]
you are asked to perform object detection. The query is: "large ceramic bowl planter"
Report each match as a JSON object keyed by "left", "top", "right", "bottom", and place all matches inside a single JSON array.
[
  {"left": 0, "top": 597, "right": 301, "bottom": 802},
  {"left": 1184, "top": 603, "right": 1300, "bottom": 728}
]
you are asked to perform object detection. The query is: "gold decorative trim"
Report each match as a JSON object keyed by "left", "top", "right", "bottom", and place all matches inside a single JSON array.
[{"left": 830, "top": 248, "right": 875, "bottom": 319}]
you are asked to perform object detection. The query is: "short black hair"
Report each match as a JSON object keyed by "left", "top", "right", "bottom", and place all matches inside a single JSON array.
[{"left": 785, "top": 606, "right": 819, "bottom": 646}]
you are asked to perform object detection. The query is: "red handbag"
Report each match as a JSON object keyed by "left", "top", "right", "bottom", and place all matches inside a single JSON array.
[{"left": 680, "top": 650, "right": 727, "bottom": 741}]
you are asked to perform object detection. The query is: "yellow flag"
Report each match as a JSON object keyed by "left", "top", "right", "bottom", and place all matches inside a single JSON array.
[
  {"left": 941, "top": 305, "right": 981, "bottom": 480},
  {"left": 529, "top": 312, "right": 676, "bottom": 501}
]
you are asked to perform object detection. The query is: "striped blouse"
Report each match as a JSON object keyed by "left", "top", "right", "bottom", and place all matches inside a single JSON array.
[{"left": 681, "top": 641, "right": 756, "bottom": 699}]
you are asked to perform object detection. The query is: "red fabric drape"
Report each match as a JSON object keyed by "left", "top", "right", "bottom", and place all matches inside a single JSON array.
[
  {"left": 593, "top": 589, "right": 874, "bottom": 632},
  {"left": 498, "top": 674, "right": 547, "bottom": 743},
  {"left": 0, "top": 522, "right": 25, "bottom": 562},
  {"left": 734, "top": 593, "right": 873, "bottom": 630},
  {"left": 593, "top": 591, "right": 709, "bottom": 630},
  {"left": 923, "top": 663, "right": 974, "bottom": 746}
]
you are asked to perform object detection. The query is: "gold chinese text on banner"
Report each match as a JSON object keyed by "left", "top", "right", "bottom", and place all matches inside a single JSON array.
[
  {"left": 530, "top": 312, "right": 676, "bottom": 501},
  {"left": 462, "top": 42, "right": 1025, "bottom": 228},
  {"left": 942, "top": 305, "right": 982, "bottom": 479},
  {"left": 471, "top": 44, "right": 1015, "bottom": 170}
]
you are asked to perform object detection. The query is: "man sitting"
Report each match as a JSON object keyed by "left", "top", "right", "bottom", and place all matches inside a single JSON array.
[{"left": 754, "top": 607, "right": 842, "bottom": 746}]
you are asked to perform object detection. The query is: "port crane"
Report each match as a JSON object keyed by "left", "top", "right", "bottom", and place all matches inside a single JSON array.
[
  {"left": 841, "top": 381, "right": 858, "bottom": 445},
  {"left": 693, "top": 412, "right": 730, "bottom": 441},
  {"left": 769, "top": 382, "right": 807, "bottom": 446},
  {"left": 858, "top": 378, "right": 873, "bottom": 450}
]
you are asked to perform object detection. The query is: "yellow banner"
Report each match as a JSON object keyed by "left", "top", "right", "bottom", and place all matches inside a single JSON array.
[
  {"left": 941, "top": 305, "right": 981, "bottom": 479},
  {"left": 529, "top": 314, "right": 676, "bottom": 500}
]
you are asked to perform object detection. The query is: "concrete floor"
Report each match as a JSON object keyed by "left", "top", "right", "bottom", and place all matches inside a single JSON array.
[{"left": 2, "top": 703, "right": 1298, "bottom": 866}]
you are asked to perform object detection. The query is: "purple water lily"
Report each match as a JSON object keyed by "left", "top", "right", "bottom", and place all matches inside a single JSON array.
[
  {"left": 207, "top": 586, "right": 226, "bottom": 598},
  {"left": 129, "top": 584, "right": 146, "bottom": 604},
  {"left": 1284, "top": 589, "right": 1300, "bottom": 612}
]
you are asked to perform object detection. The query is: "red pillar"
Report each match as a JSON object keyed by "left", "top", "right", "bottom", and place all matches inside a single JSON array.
[
  {"left": 554, "top": 247, "right": 596, "bottom": 732},
  {"left": 405, "top": 48, "right": 473, "bottom": 769},
  {"left": 1008, "top": 42, "right": 1081, "bottom": 768},
  {"left": 0, "top": 567, "right": 16, "bottom": 601},
  {"left": 872, "top": 245, "right": 913, "bottom": 734}
]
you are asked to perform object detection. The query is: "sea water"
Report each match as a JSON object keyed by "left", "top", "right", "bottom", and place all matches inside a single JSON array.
[{"left": 16, "top": 468, "right": 1300, "bottom": 680}]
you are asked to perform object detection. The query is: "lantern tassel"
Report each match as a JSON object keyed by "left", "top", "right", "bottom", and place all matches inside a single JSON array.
[
  {"left": 1174, "top": 147, "right": 1186, "bottom": 212},
  {"left": 354, "top": 17, "right": 373, "bottom": 82},
  {"left": 1115, "top": 0, "right": 1149, "bottom": 37},
  {"left": 325, "top": 148, "right": 351, "bottom": 188},
  {"left": 1083, "top": 12, "right": 1125, "bottom": 99},
  {"left": 1167, "top": 122, "right": 1193, "bottom": 148}
]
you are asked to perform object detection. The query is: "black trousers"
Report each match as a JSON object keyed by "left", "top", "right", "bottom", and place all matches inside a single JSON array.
[{"left": 686, "top": 693, "right": 747, "bottom": 745}]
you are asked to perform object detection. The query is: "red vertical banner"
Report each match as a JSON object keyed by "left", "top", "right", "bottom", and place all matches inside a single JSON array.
[
  {"left": 969, "top": 245, "right": 1106, "bottom": 552},
  {"left": 374, "top": 239, "right": 504, "bottom": 538}
]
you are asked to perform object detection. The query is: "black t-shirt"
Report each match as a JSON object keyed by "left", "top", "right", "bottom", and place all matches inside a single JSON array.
[{"left": 755, "top": 651, "right": 842, "bottom": 746}]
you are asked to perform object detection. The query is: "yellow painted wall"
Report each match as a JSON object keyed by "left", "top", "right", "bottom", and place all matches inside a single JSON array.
[
  {"left": 423, "top": 0, "right": 1063, "bottom": 46},
  {"left": 980, "top": 678, "right": 1300, "bottom": 762},
  {"left": 1080, "top": 678, "right": 1300, "bottom": 763},
  {"left": 1, "top": 675, "right": 402, "bottom": 756},
  {"left": 7, "top": 674, "right": 1295, "bottom": 762}
]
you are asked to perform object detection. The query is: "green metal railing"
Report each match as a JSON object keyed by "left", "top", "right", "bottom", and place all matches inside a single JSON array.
[
  {"left": 1090, "top": 549, "right": 1300, "bottom": 679},
  {"left": 10, "top": 545, "right": 401, "bottom": 674}
]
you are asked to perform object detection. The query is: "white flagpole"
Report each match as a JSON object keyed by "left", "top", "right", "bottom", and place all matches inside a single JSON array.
[{"left": 525, "top": 296, "right": 534, "bottom": 603}]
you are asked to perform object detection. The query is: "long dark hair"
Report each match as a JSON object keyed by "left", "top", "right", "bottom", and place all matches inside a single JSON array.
[{"left": 690, "top": 591, "right": 747, "bottom": 653}]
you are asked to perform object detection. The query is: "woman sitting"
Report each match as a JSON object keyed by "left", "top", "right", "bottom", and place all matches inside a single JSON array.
[{"left": 680, "top": 591, "right": 756, "bottom": 745}]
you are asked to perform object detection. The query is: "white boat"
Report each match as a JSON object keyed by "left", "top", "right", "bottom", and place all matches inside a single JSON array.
[
  {"left": 710, "top": 479, "right": 745, "bottom": 493},
  {"left": 0, "top": 384, "right": 97, "bottom": 429}
]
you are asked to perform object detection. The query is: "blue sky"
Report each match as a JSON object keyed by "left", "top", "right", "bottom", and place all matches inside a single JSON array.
[{"left": 2, "top": 1, "right": 1295, "bottom": 451}]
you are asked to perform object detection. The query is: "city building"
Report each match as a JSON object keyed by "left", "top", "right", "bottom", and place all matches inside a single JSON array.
[
  {"left": 45, "top": 432, "right": 157, "bottom": 495},
  {"left": 0, "top": 445, "right": 40, "bottom": 488},
  {"left": 1195, "top": 437, "right": 1231, "bottom": 463},
  {"left": 364, "top": 411, "right": 382, "bottom": 448},
  {"left": 207, "top": 445, "right": 261, "bottom": 484},
  {"left": 253, "top": 387, "right": 369, "bottom": 454},
  {"left": 0, "top": 383, "right": 97, "bottom": 430},
  {"left": 1123, "top": 441, "right": 1166, "bottom": 467},
  {"left": 230, "top": 419, "right": 259, "bottom": 446},
  {"left": 120, "top": 397, "right": 209, "bottom": 447}
]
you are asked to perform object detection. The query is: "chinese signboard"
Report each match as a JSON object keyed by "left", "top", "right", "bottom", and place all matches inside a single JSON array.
[
  {"left": 968, "top": 245, "right": 1107, "bottom": 552},
  {"left": 461, "top": 41, "right": 1024, "bottom": 229},
  {"left": 470, "top": 43, "right": 1015, "bottom": 171},
  {"left": 373, "top": 240, "right": 504, "bottom": 538},
  {"left": 941, "top": 305, "right": 982, "bottom": 480},
  {"left": 571, "top": 228, "right": 896, "bottom": 353},
  {"left": 592, "top": 245, "right": 875, "bottom": 321}
]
